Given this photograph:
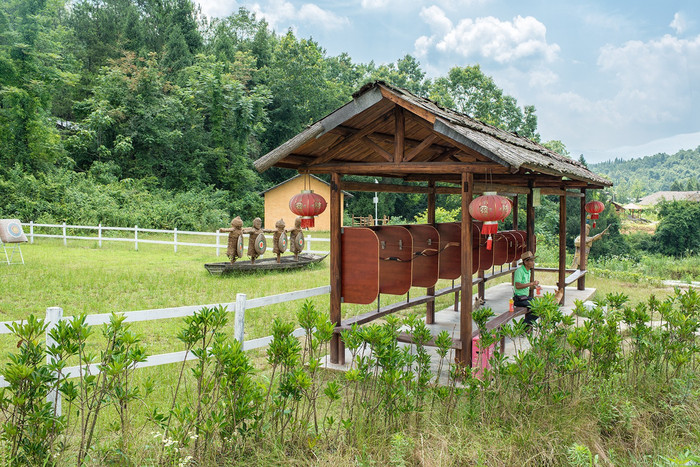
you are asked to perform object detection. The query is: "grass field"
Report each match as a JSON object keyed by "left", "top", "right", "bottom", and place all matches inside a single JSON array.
[
  {"left": 1, "top": 238, "right": 697, "bottom": 465},
  {"left": 0, "top": 236, "right": 678, "bottom": 365}
]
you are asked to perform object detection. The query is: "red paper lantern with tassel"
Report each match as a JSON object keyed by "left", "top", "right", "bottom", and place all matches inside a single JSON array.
[
  {"left": 468, "top": 192, "right": 512, "bottom": 250},
  {"left": 585, "top": 200, "right": 605, "bottom": 228},
  {"left": 289, "top": 190, "right": 327, "bottom": 229}
]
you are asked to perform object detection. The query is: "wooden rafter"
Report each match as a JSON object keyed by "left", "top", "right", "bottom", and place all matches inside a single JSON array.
[
  {"left": 404, "top": 134, "right": 438, "bottom": 162},
  {"left": 361, "top": 136, "right": 393, "bottom": 161},
  {"left": 308, "top": 108, "right": 394, "bottom": 167}
]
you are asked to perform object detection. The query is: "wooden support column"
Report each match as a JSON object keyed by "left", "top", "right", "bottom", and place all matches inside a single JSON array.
[
  {"left": 558, "top": 194, "right": 567, "bottom": 303},
  {"left": 394, "top": 106, "right": 405, "bottom": 163},
  {"left": 527, "top": 184, "right": 535, "bottom": 297},
  {"left": 458, "top": 172, "right": 474, "bottom": 365},
  {"left": 426, "top": 180, "right": 436, "bottom": 324},
  {"left": 330, "top": 172, "right": 343, "bottom": 364},
  {"left": 511, "top": 195, "right": 519, "bottom": 285},
  {"left": 578, "top": 188, "right": 587, "bottom": 290}
]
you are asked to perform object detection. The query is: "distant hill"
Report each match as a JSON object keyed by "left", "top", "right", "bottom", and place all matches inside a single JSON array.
[{"left": 590, "top": 147, "right": 700, "bottom": 202}]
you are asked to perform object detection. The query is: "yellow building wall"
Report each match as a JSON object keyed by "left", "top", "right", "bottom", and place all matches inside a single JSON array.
[{"left": 263, "top": 177, "right": 344, "bottom": 231}]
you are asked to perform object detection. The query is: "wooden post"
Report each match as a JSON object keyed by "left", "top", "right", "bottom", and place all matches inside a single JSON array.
[
  {"left": 134, "top": 225, "right": 138, "bottom": 251},
  {"left": 527, "top": 184, "right": 535, "bottom": 297},
  {"left": 458, "top": 172, "right": 473, "bottom": 365},
  {"left": 330, "top": 173, "right": 343, "bottom": 364},
  {"left": 29, "top": 221, "right": 34, "bottom": 244},
  {"left": 174, "top": 227, "right": 178, "bottom": 253},
  {"left": 426, "top": 180, "right": 436, "bottom": 324},
  {"left": 558, "top": 194, "right": 566, "bottom": 303},
  {"left": 578, "top": 188, "right": 587, "bottom": 290},
  {"left": 62, "top": 222, "right": 67, "bottom": 247},
  {"left": 98, "top": 223, "right": 102, "bottom": 248},
  {"left": 234, "top": 293, "right": 246, "bottom": 343},
  {"left": 511, "top": 195, "right": 519, "bottom": 284},
  {"left": 46, "top": 307, "right": 63, "bottom": 416},
  {"left": 216, "top": 230, "right": 220, "bottom": 257},
  {"left": 394, "top": 106, "right": 405, "bottom": 163}
]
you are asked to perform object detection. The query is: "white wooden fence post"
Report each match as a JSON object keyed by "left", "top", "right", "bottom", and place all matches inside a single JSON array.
[
  {"left": 45, "top": 307, "right": 63, "bottom": 416},
  {"left": 216, "top": 231, "right": 220, "bottom": 257},
  {"left": 174, "top": 228, "right": 178, "bottom": 253},
  {"left": 134, "top": 225, "right": 138, "bottom": 251},
  {"left": 62, "top": 222, "right": 67, "bottom": 246},
  {"left": 30, "top": 221, "right": 34, "bottom": 244},
  {"left": 98, "top": 223, "right": 102, "bottom": 248},
  {"left": 234, "top": 293, "right": 246, "bottom": 343},
  {"left": 307, "top": 234, "right": 312, "bottom": 252}
]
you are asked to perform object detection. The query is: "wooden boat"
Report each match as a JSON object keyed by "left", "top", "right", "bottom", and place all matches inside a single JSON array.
[{"left": 204, "top": 253, "right": 328, "bottom": 275}]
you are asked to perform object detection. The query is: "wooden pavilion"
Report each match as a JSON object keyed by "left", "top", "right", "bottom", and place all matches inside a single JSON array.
[{"left": 254, "top": 81, "right": 612, "bottom": 366}]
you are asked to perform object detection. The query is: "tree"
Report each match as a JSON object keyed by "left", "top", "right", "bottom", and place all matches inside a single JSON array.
[
  {"left": 654, "top": 201, "right": 700, "bottom": 256},
  {"left": 543, "top": 140, "right": 569, "bottom": 157},
  {"left": 429, "top": 65, "right": 539, "bottom": 140}
]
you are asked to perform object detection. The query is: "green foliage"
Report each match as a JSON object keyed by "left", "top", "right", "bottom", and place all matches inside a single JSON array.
[
  {"left": 654, "top": 201, "right": 700, "bottom": 257},
  {"left": 591, "top": 147, "right": 700, "bottom": 202}
]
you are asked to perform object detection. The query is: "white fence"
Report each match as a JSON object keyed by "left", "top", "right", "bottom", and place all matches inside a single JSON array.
[
  {"left": 20, "top": 222, "right": 330, "bottom": 255},
  {"left": 0, "top": 285, "right": 332, "bottom": 412}
]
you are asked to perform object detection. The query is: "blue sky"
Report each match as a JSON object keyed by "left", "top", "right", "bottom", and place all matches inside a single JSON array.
[{"left": 196, "top": 0, "right": 700, "bottom": 163}]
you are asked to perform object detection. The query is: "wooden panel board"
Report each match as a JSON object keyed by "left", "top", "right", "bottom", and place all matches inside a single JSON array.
[
  {"left": 436, "top": 223, "right": 462, "bottom": 279},
  {"left": 341, "top": 227, "right": 379, "bottom": 304},
  {"left": 405, "top": 224, "right": 439, "bottom": 288},
  {"left": 371, "top": 226, "right": 413, "bottom": 295}
]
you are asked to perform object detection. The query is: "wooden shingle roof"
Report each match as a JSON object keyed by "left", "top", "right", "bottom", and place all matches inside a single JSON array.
[{"left": 254, "top": 81, "right": 612, "bottom": 191}]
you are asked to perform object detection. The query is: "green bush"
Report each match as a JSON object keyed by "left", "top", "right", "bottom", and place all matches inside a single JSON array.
[{"left": 654, "top": 201, "right": 700, "bottom": 257}]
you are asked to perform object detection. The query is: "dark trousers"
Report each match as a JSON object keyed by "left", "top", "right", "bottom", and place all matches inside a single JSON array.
[{"left": 513, "top": 295, "right": 538, "bottom": 327}]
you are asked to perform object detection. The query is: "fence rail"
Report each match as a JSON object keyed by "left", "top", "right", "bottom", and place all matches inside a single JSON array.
[
  {"left": 21, "top": 221, "right": 330, "bottom": 255},
  {"left": 0, "top": 285, "right": 332, "bottom": 414}
]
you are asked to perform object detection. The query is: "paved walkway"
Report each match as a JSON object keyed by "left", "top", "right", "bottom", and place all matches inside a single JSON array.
[{"left": 322, "top": 283, "right": 596, "bottom": 382}]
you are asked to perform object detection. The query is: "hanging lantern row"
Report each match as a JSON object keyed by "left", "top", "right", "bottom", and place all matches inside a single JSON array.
[
  {"left": 289, "top": 190, "right": 327, "bottom": 229},
  {"left": 585, "top": 200, "right": 605, "bottom": 228},
  {"left": 468, "top": 191, "right": 512, "bottom": 250}
]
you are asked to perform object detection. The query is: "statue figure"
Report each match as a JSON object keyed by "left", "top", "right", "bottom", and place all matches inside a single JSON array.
[
  {"left": 572, "top": 224, "right": 610, "bottom": 269},
  {"left": 218, "top": 216, "right": 244, "bottom": 264},
  {"left": 242, "top": 217, "right": 272, "bottom": 264},
  {"left": 288, "top": 216, "right": 304, "bottom": 261},
  {"left": 272, "top": 218, "right": 287, "bottom": 263}
]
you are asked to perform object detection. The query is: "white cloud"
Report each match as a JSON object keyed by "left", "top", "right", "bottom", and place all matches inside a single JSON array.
[
  {"left": 528, "top": 69, "right": 558, "bottom": 88},
  {"left": 197, "top": 0, "right": 239, "bottom": 18},
  {"left": 250, "top": 0, "right": 348, "bottom": 30},
  {"left": 417, "top": 10, "right": 560, "bottom": 64},
  {"left": 670, "top": 12, "right": 688, "bottom": 34},
  {"left": 597, "top": 34, "right": 700, "bottom": 124},
  {"left": 361, "top": 0, "right": 489, "bottom": 10}
]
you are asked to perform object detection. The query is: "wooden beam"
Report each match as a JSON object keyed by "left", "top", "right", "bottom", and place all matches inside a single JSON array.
[
  {"left": 330, "top": 173, "right": 342, "bottom": 364},
  {"left": 379, "top": 86, "right": 436, "bottom": 124},
  {"left": 361, "top": 136, "right": 393, "bottom": 161},
  {"left": 459, "top": 171, "right": 474, "bottom": 366},
  {"left": 340, "top": 179, "right": 529, "bottom": 196},
  {"left": 308, "top": 109, "right": 394, "bottom": 167},
  {"left": 308, "top": 162, "right": 510, "bottom": 175},
  {"left": 539, "top": 188, "right": 585, "bottom": 197},
  {"left": 394, "top": 106, "right": 405, "bottom": 163},
  {"left": 404, "top": 134, "right": 438, "bottom": 162}
]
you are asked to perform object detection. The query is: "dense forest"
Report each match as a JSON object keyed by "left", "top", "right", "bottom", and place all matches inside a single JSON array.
[
  {"left": 591, "top": 147, "right": 700, "bottom": 203},
  {"left": 0, "top": 0, "right": 544, "bottom": 230}
]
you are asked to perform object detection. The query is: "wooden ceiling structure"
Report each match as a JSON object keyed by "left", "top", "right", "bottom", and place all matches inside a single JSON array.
[{"left": 254, "top": 81, "right": 612, "bottom": 366}]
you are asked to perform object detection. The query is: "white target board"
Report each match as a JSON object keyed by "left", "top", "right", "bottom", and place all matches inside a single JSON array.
[{"left": 0, "top": 219, "right": 27, "bottom": 243}]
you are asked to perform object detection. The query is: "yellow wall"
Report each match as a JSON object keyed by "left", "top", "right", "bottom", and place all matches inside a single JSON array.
[{"left": 263, "top": 177, "right": 344, "bottom": 231}]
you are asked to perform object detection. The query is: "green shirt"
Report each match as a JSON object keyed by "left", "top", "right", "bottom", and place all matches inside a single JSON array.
[{"left": 513, "top": 264, "right": 531, "bottom": 296}]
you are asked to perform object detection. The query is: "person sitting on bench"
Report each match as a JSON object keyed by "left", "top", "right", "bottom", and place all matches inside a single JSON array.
[{"left": 514, "top": 251, "right": 540, "bottom": 329}]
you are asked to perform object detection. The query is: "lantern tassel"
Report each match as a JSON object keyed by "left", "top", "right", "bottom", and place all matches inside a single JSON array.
[
  {"left": 486, "top": 235, "right": 493, "bottom": 250},
  {"left": 300, "top": 217, "right": 314, "bottom": 229}
]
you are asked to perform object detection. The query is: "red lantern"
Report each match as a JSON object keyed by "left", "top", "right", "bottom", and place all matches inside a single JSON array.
[
  {"left": 468, "top": 192, "right": 512, "bottom": 250},
  {"left": 289, "top": 190, "right": 327, "bottom": 229},
  {"left": 585, "top": 200, "right": 605, "bottom": 228}
]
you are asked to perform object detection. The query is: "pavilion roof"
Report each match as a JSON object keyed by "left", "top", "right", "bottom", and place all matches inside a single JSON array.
[{"left": 254, "top": 81, "right": 612, "bottom": 191}]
